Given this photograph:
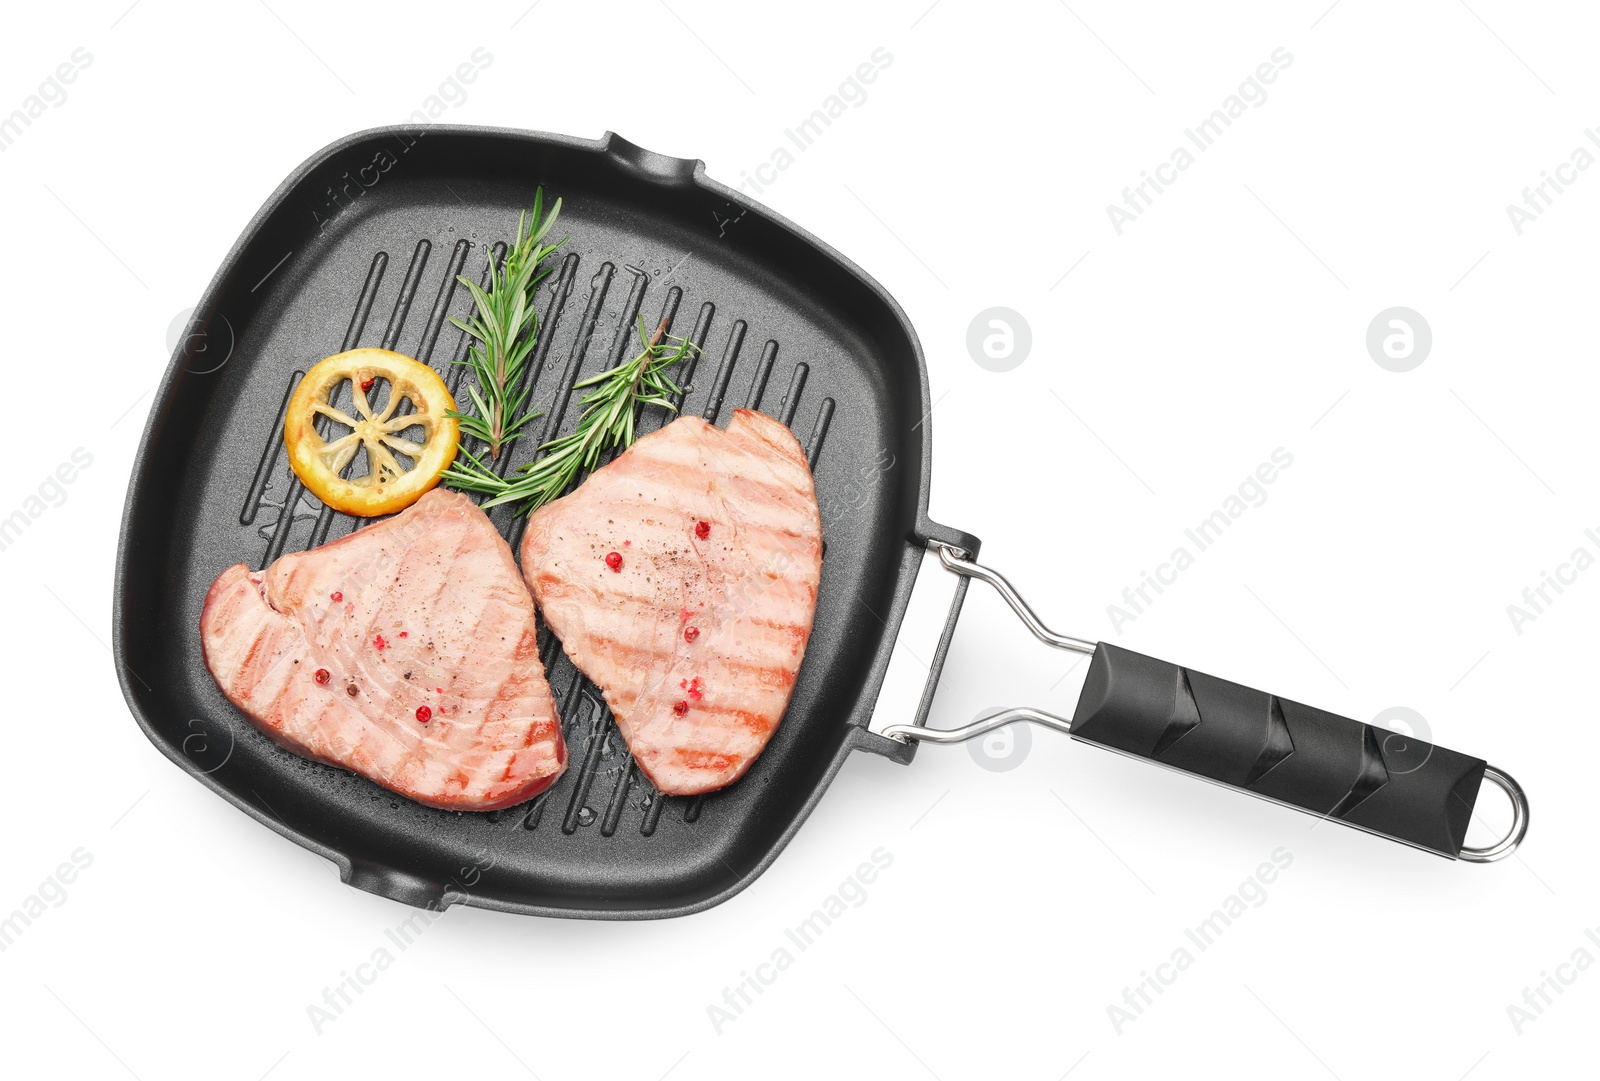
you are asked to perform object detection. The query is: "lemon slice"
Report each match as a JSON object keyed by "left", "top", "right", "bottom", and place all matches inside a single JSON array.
[{"left": 284, "top": 348, "right": 459, "bottom": 517}]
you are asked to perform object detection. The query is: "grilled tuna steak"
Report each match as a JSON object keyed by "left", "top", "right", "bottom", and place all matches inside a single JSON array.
[
  {"left": 201, "top": 488, "right": 565, "bottom": 810},
  {"left": 520, "top": 409, "right": 823, "bottom": 796}
]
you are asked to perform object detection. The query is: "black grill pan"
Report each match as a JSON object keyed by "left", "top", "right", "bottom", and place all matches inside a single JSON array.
[{"left": 114, "top": 126, "right": 1527, "bottom": 920}]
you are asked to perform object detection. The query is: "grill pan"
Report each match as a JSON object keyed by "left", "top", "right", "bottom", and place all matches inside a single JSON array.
[{"left": 114, "top": 126, "right": 1528, "bottom": 920}]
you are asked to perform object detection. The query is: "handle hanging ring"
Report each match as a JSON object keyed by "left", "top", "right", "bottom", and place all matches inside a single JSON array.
[{"left": 1457, "top": 765, "right": 1530, "bottom": 863}]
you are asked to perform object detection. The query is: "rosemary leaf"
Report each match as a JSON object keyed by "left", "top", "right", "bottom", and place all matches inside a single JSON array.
[
  {"left": 440, "top": 315, "right": 697, "bottom": 516},
  {"left": 446, "top": 187, "right": 567, "bottom": 459}
]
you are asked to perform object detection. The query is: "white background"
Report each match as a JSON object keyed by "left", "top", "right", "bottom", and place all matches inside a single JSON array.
[{"left": 1, "top": 1, "right": 1595, "bottom": 1078}]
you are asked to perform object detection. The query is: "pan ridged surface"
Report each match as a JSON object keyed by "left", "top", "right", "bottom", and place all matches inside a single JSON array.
[
  {"left": 520, "top": 410, "right": 824, "bottom": 796},
  {"left": 201, "top": 489, "right": 566, "bottom": 810}
]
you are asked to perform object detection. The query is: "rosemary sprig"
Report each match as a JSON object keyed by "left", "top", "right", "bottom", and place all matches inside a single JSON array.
[
  {"left": 442, "top": 315, "right": 697, "bottom": 515},
  {"left": 448, "top": 188, "right": 567, "bottom": 459}
]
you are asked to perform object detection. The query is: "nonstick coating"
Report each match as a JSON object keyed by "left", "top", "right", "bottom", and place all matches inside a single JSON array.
[{"left": 114, "top": 127, "right": 977, "bottom": 918}]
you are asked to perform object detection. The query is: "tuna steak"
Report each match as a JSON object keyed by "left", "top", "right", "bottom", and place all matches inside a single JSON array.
[
  {"left": 519, "top": 409, "right": 823, "bottom": 796},
  {"left": 201, "top": 488, "right": 565, "bottom": 810}
]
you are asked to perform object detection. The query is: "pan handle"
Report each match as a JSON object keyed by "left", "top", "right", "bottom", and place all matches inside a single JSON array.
[
  {"left": 1069, "top": 644, "right": 1522, "bottom": 860},
  {"left": 881, "top": 546, "right": 1528, "bottom": 862}
]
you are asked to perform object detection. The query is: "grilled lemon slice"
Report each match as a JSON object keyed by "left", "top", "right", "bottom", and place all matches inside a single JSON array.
[{"left": 284, "top": 348, "right": 459, "bottom": 517}]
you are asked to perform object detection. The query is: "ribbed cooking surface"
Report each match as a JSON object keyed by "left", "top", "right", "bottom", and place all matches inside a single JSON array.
[{"left": 238, "top": 236, "right": 836, "bottom": 841}]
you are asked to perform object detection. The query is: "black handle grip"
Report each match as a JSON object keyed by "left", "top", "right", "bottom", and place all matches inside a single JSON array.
[{"left": 1071, "top": 644, "right": 1486, "bottom": 857}]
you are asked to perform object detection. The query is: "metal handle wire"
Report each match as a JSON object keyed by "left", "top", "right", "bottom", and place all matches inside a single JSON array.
[
  {"left": 880, "top": 546, "right": 1088, "bottom": 745},
  {"left": 880, "top": 706, "right": 1072, "bottom": 745},
  {"left": 934, "top": 545, "right": 1096, "bottom": 655}
]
